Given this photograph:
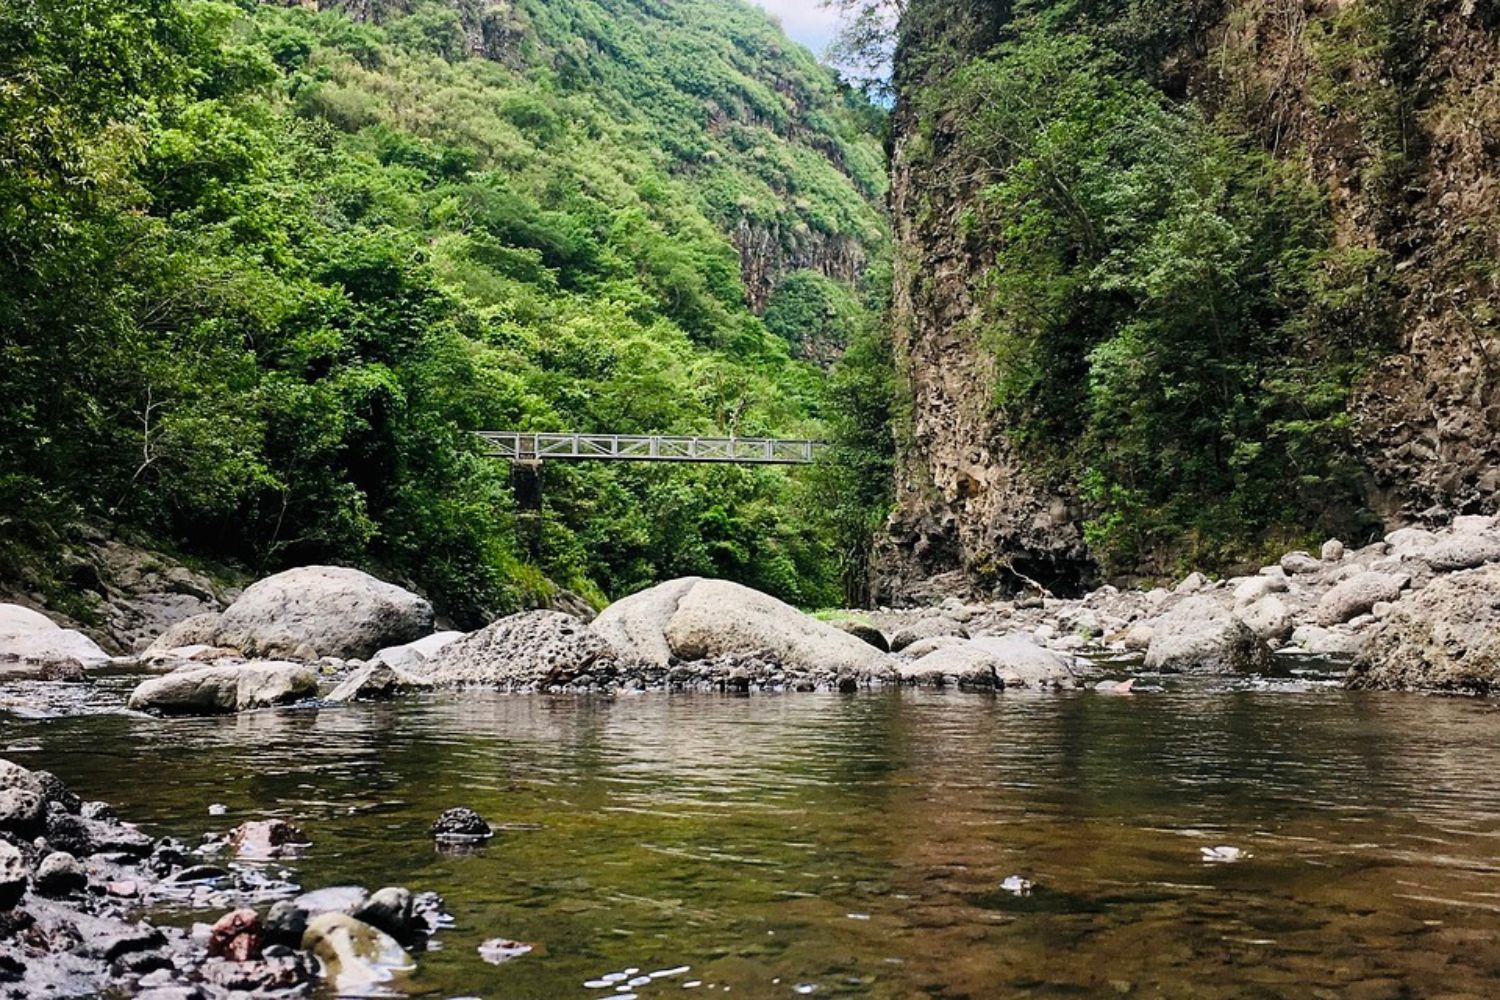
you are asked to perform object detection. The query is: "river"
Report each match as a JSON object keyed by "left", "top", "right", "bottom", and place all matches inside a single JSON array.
[{"left": 5, "top": 680, "right": 1500, "bottom": 998}]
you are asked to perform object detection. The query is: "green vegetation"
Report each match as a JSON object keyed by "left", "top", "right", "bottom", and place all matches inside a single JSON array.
[
  {"left": 0, "top": 0, "right": 889, "bottom": 620},
  {"left": 912, "top": 1, "right": 1399, "bottom": 576}
]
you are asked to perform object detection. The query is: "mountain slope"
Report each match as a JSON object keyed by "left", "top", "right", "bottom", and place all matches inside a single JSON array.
[
  {"left": 879, "top": 0, "right": 1497, "bottom": 598},
  {"left": 0, "top": 0, "right": 887, "bottom": 622}
]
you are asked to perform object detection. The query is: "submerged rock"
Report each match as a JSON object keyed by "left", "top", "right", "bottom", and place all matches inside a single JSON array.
[
  {"left": 126, "top": 661, "right": 317, "bottom": 714},
  {"left": 431, "top": 808, "right": 493, "bottom": 841},
  {"left": 301, "top": 912, "right": 414, "bottom": 992},
  {"left": 228, "top": 819, "right": 310, "bottom": 860},
  {"left": 1349, "top": 564, "right": 1500, "bottom": 693},
  {"left": 213, "top": 566, "right": 434, "bottom": 660},
  {"left": 1142, "top": 597, "right": 1274, "bottom": 674}
]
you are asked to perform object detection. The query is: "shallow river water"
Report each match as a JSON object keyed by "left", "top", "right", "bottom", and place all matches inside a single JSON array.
[{"left": 6, "top": 683, "right": 1500, "bottom": 999}]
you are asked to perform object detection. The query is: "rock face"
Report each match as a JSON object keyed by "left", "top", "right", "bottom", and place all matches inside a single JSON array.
[
  {"left": 417, "top": 612, "right": 612, "bottom": 689},
  {"left": 1350, "top": 565, "right": 1500, "bottom": 693},
  {"left": 878, "top": 0, "right": 1500, "bottom": 599},
  {"left": 593, "top": 578, "right": 894, "bottom": 679},
  {"left": 213, "top": 566, "right": 434, "bottom": 660},
  {"left": 126, "top": 661, "right": 317, "bottom": 714},
  {"left": 1143, "top": 597, "right": 1274, "bottom": 674}
]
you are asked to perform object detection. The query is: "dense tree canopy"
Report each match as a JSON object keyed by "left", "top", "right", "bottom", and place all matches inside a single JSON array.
[{"left": 0, "top": 0, "right": 893, "bottom": 619}]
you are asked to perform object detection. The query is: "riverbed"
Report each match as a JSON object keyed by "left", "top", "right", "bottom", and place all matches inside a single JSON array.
[{"left": 5, "top": 681, "right": 1500, "bottom": 998}]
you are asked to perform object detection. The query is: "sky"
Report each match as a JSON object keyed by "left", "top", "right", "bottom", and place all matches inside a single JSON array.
[{"left": 745, "top": 0, "right": 844, "bottom": 58}]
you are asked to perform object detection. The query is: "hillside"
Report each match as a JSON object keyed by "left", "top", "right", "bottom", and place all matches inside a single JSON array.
[
  {"left": 878, "top": 0, "right": 1499, "bottom": 599},
  {"left": 0, "top": 0, "right": 890, "bottom": 624}
]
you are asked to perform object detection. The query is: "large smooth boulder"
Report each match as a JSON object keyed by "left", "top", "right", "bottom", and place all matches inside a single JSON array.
[
  {"left": 127, "top": 661, "right": 317, "bottom": 714},
  {"left": 417, "top": 612, "right": 613, "bottom": 688},
  {"left": 898, "top": 645, "right": 999, "bottom": 689},
  {"left": 968, "top": 634, "right": 1078, "bottom": 688},
  {"left": 593, "top": 578, "right": 894, "bottom": 677},
  {"left": 1316, "top": 572, "right": 1408, "bottom": 626},
  {"left": 1350, "top": 565, "right": 1500, "bottom": 693},
  {"left": 1142, "top": 597, "right": 1274, "bottom": 674},
  {"left": 0, "top": 603, "right": 110, "bottom": 669},
  {"left": 214, "top": 567, "right": 433, "bottom": 660}
]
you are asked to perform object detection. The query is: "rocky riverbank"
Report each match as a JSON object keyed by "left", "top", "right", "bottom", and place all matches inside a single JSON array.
[
  {"left": 0, "top": 757, "right": 476, "bottom": 998},
  {"left": 4, "top": 513, "right": 1500, "bottom": 715}
]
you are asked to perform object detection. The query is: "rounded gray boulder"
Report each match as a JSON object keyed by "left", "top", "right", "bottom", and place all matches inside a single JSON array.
[{"left": 214, "top": 566, "right": 434, "bottom": 660}]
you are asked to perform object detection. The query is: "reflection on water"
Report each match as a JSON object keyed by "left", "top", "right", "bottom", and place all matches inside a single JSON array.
[{"left": 6, "top": 686, "right": 1500, "bottom": 998}]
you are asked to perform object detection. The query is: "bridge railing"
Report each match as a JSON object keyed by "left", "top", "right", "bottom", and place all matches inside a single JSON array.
[{"left": 478, "top": 432, "right": 826, "bottom": 465}]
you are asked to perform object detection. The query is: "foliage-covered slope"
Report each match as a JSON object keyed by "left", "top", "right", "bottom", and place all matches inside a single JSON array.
[
  {"left": 882, "top": 0, "right": 1495, "bottom": 594},
  {"left": 0, "top": 0, "right": 890, "bottom": 622}
]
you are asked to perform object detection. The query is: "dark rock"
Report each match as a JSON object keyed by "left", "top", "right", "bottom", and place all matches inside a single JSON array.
[
  {"left": 31, "top": 772, "right": 81, "bottom": 814},
  {"left": 227, "top": 819, "right": 310, "bottom": 860},
  {"left": 200, "top": 950, "right": 314, "bottom": 992},
  {"left": 163, "top": 864, "right": 228, "bottom": 885},
  {"left": 206, "top": 908, "right": 264, "bottom": 962},
  {"left": 431, "top": 807, "right": 493, "bottom": 840},
  {"left": 0, "top": 788, "right": 46, "bottom": 838},
  {"left": 353, "top": 886, "right": 415, "bottom": 943},
  {"left": 36, "top": 658, "right": 87, "bottom": 682},
  {"left": 98, "top": 923, "right": 167, "bottom": 962},
  {"left": 263, "top": 900, "right": 309, "bottom": 948},
  {"left": 33, "top": 852, "right": 85, "bottom": 896},
  {"left": 0, "top": 840, "right": 28, "bottom": 909},
  {"left": 832, "top": 620, "right": 890, "bottom": 652},
  {"left": 80, "top": 800, "right": 117, "bottom": 823},
  {"left": 42, "top": 809, "right": 94, "bottom": 856}
]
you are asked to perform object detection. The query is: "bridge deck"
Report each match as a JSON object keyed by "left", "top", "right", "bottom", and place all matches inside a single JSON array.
[{"left": 479, "top": 432, "right": 824, "bottom": 465}]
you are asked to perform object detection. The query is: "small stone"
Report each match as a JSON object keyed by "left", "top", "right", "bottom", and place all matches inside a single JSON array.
[
  {"left": 477, "top": 938, "right": 534, "bottom": 964},
  {"left": 1321, "top": 539, "right": 1345, "bottom": 562},
  {"left": 430, "top": 808, "right": 492, "bottom": 840},
  {"left": 207, "top": 908, "right": 264, "bottom": 962},
  {"left": 1280, "top": 551, "right": 1322, "bottom": 574},
  {"left": 107, "top": 880, "right": 141, "bottom": 898},
  {"left": 33, "top": 851, "right": 85, "bottom": 896},
  {"left": 228, "top": 819, "right": 310, "bottom": 859},
  {"left": 0, "top": 840, "right": 28, "bottom": 909}
]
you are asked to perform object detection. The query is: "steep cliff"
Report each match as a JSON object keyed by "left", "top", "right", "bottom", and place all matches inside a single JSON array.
[{"left": 880, "top": 0, "right": 1500, "bottom": 600}]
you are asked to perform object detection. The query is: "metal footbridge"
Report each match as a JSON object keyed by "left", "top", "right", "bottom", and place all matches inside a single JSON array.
[{"left": 479, "top": 431, "right": 825, "bottom": 465}]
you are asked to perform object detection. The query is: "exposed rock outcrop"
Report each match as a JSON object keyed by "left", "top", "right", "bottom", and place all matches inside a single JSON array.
[{"left": 1350, "top": 565, "right": 1500, "bottom": 693}]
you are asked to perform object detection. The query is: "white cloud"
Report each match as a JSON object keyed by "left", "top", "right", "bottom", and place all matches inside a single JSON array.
[{"left": 745, "top": 0, "right": 844, "bottom": 54}]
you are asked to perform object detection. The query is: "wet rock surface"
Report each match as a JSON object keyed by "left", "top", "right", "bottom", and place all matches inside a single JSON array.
[{"left": 0, "top": 756, "right": 452, "bottom": 999}]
